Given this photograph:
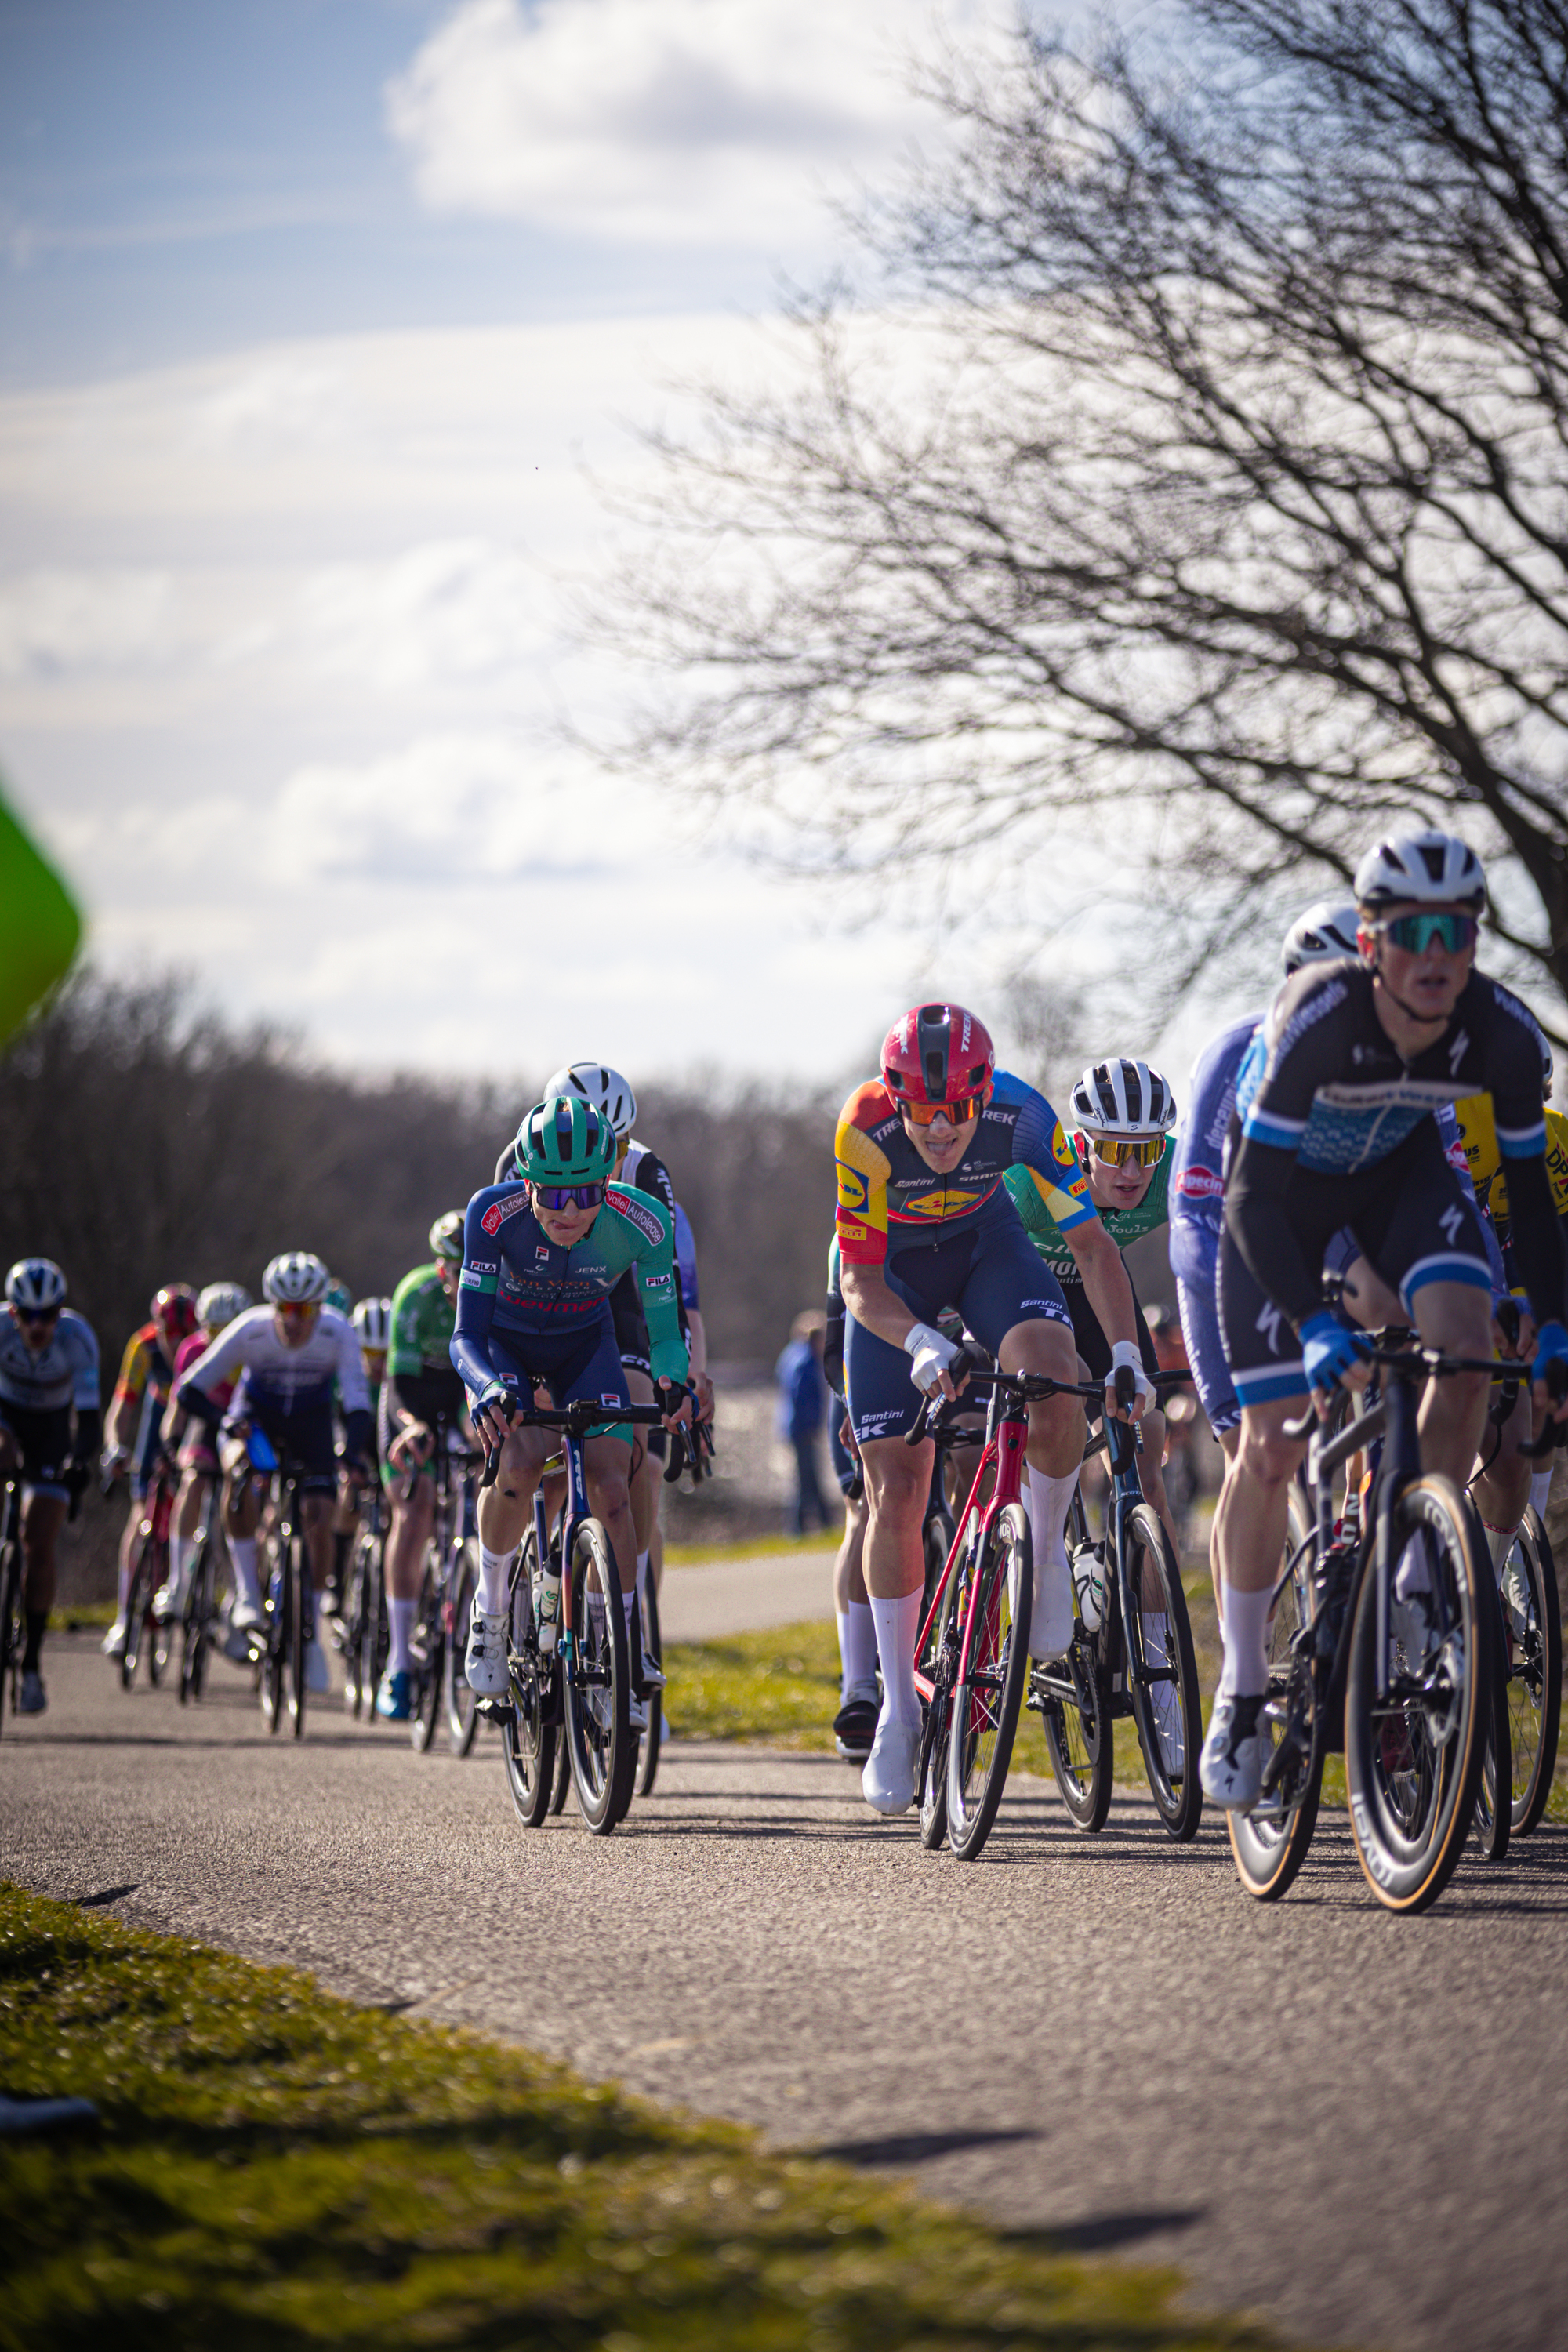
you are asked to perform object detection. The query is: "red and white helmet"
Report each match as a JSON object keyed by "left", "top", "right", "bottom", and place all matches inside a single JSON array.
[{"left": 880, "top": 1004, "right": 995, "bottom": 1107}]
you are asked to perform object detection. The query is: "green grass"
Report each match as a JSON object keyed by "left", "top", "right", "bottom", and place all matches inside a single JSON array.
[
  {"left": 664, "top": 1620, "right": 843, "bottom": 1748},
  {"left": 662, "top": 1531, "right": 840, "bottom": 1567},
  {"left": 0, "top": 1885, "right": 1288, "bottom": 2352}
]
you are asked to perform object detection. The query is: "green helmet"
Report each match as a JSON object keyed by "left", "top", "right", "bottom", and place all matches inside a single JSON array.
[
  {"left": 428, "top": 1210, "right": 464, "bottom": 1265},
  {"left": 514, "top": 1096, "right": 617, "bottom": 1185}
]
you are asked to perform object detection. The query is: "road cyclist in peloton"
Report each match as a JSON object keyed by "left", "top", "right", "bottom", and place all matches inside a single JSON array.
[
  {"left": 101, "top": 1284, "right": 197, "bottom": 1660},
  {"left": 1198, "top": 829, "right": 1568, "bottom": 1810},
  {"left": 0, "top": 1259, "right": 100, "bottom": 1715},
  {"left": 174, "top": 1252, "right": 374, "bottom": 1694},
  {"left": 321, "top": 1294, "right": 392, "bottom": 1621},
  {"left": 835, "top": 1001, "right": 1150, "bottom": 1818},
  {"left": 373, "top": 1221, "right": 470, "bottom": 1721},
  {"left": 458, "top": 1095, "right": 693, "bottom": 1733},
  {"left": 823, "top": 1237, "right": 877, "bottom": 1759},
  {"left": 153, "top": 1281, "right": 252, "bottom": 1635}
]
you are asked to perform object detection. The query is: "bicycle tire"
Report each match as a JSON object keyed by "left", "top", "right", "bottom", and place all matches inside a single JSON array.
[
  {"left": 1471, "top": 1566, "right": 1512, "bottom": 1863},
  {"left": 563, "top": 1519, "right": 630, "bottom": 1834},
  {"left": 180, "top": 1530, "right": 215, "bottom": 1704},
  {"left": 287, "top": 1534, "right": 308, "bottom": 1739},
  {"left": 121, "top": 1516, "right": 153, "bottom": 1690},
  {"left": 445, "top": 1539, "right": 481, "bottom": 1756},
  {"left": 342, "top": 1529, "right": 369, "bottom": 1717},
  {"left": 549, "top": 1718, "right": 572, "bottom": 1813},
  {"left": 1120, "top": 1502, "right": 1203, "bottom": 1841},
  {"left": 358, "top": 1531, "right": 387, "bottom": 1719},
  {"left": 1039, "top": 1637, "right": 1113, "bottom": 1831},
  {"left": 0, "top": 1535, "right": 21, "bottom": 1736},
  {"left": 1345, "top": 1475, "right": 1491, "bottom": 1914},
  {"left": 633, "top": 1567, "right": 662, "bottom": 1798},
  {"left": 147, "top": 1538, "right": 172, "bottom": 1688},
  {"left": 501, "top": 1552, "right": 557, "bottom": 1828},
  {"left": 917, "top": 1545, "right": 965, "bottom": 1851},
  {"left": 1504, "top": 1509, "right": 1562, "bottom": 1835},
  {"left": 410, "top": 1552, "right": 442, "bottom": 1754},
  {"left": 1228, "top": 1479, "right": 1324, "bottom": 1900},
  {"left": 946, "top": 1501, "right": 1033, "bottom": 1860},
  {"left": 260, "top": 1534, "right": 286, "bottom": 1733}
]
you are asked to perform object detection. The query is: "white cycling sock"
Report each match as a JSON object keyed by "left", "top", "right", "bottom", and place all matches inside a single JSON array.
[
  {"left": 1218, "top": 1584, "right": 1272, "bottom": 1698},
  {"left": 1481, "top": 1519, "right": 1519, "bottom": 1573},
  {"left": 166, "top": 1535, "right": 190, "bottom": 1601},
  {"left": 869, "top": 1589, "right": 922, "bottom": 1727},
  {"left": 837, "top": 1600, "right": 877, "bottom": 1697},
  {"left": 1530, "top": 1468, "right": 1555, "bottom": 1518},
  {"left": 1025, "top": 1465, "right": 1076, "bottom": 1571},
  {"left": 477, "top": 1543, "right": 517, "bottom": 1617},
  {"left": 1025, "top": 1465, "right": 1077, "bottom": 1656},
  {"left": 387, "top": 1597, "right": 416, "bottom": 1673},
  {"left": 228, "top": 1535, "right": 260, "bottom": 1612}
]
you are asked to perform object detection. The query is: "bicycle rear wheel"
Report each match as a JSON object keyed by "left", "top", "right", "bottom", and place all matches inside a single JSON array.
[
  {"left": 1345, "top": 1476, "right": 1491, "bottom": 1914},
  {"left": 1038, "top": 1635, "right": 1113, "bottom": 1832},
  {"left": 563, "top": 1519, "right": 630, "bottom": 1834},
  {"left": 917, "top": 1542, "right": 965, "bottom": 1851},
  {"left": 501, "top": 1553, "right": 557, "bottom": 1828},
  {"left": 342, "top": 1528, "right": 370, "bottom": 1717},
  {"left": 633, "top": 1566, "right": 663, "bottom": 1798},
  {"left": 358, "top": 1532, "right": 387, "bottom": 1718},
  {"left": 1120, "top": 1502, "right": 1203, "bottom": 1841},
  {"left": 445, "top": 1539, "right": 481, "bottom": 1756},
  {"left": 148, "top": 1545, "right": 173, "bottom": 1688},
  {"left": 410, "top": 1553, "right": 442, "bottom": 1753},
  {"left": 1503, "top": 1510, "right": 1562, "bottom": 1835},
  {"left": 946, "top": 1502, "right": 1032, "bottom": 1861},
  {"left": 1228, "top": 1481, "right": 1324, "bottom": 1900}
]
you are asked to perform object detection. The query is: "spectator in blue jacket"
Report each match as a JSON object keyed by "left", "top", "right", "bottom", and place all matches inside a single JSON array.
[{"left": 775, "top": 1310, "right": 832, "bottom": 1536}]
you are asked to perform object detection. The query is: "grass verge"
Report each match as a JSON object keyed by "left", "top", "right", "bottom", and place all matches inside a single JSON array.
[
  {"left": 662, "top": 1531, "right": 840, "bottom": 1567},
  {"left": 0, "top": 1884, "right": 1287, "bottom": 2352}
]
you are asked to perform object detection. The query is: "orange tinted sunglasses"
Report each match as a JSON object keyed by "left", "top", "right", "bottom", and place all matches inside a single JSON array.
[{"left": 898, "top": 1095, "right": 984, "bottom": 1127}]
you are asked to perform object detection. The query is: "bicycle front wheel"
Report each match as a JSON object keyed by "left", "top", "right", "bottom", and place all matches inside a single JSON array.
[
  {"left": 410, "top": 1552, "right": 442, "bottom": 1754},
  {"left": 945, "top": 1502, "right": 1032, "bottom": 1861},
  {"left": 633, "top": 1566, "right": 663, "bottom": 1798},
  {"left": 1345, "top": 1476, "right": 1492, "bottom": 1914},
  {"left": 147, "top": 1539, "right": 172, "bottom": 1688},
  {"left": 0, "top": 1539, "right": 22, "bottom": 1736},
  {"left": 1228, "top": 1480, "right": 1324, "bottom": 1900},
  {"left": 122, "top": 1522, "right": 153, "bottom": 1690},
  {"left": 1120, "top": 1503, "right": 1203, "bottom": 1842},
  {"left": 445, "top": 1539, "right": 481, "bottom": 1756},
  {"left": 1471, "top": 1567, "right": 1512, "bottom": 1864},
  {"left": 286, "top": 1539, "right": 308, "bottom": 1738},
  {"left": 1503, "top": 1509, "right": 1562, "bottom": 1835},
  {"left": 917, "top": 1538, "right": 966, "bottom": 1851},
  {"left": 180, "top": 1534, "right": 216, "bottom": 1704},
  {"left": 501, "top": 1550, "right": 556, "bottom": 1828},
  {"left": 563, "top": 1519, "right": 630, "bottom": 1834},
  {"left": 342, "top": 1529, "right": 371, "bottom": 1717}
]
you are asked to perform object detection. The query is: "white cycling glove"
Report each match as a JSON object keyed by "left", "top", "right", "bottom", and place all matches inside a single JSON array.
[
  {"left": 905, "top": 1321, "right": 960, "bottom": 1398},
  {"left": 1108, "top": 1340, "right": 1154, "bottom": 1410}
]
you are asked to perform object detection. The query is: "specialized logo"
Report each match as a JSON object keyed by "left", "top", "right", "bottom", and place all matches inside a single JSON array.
[
  {"left": 608, "top": 1185, "right": 663, "bottom": 1246},
  {"left": 481, "top": 1192, "right": 533, "bottom": 1236},
  {"left": 1255, "top": 1301, "right": 1286, "bottom": 1354},
  {"left": 1439, "top": 1203, "right": 1465, "bottom": 1245},
  {"left": 1175, "top": 1166, "right": 1224, "bottom": 1200},
  {"left": 1447, "top": 1028, "right": 1471, "bottom": 1076}
]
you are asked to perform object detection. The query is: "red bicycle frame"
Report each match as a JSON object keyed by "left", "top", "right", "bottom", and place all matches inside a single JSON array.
[{"left": 913, "top": 1394, "right": 1029, "bottom": 1704}]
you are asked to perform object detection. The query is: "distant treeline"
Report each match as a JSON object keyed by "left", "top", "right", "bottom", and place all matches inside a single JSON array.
[{"left": 0, "top": 971, "right": 839, "bottom": 1377}]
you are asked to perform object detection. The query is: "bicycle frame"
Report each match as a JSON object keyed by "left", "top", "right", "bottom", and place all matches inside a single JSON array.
[{"left": 913, "top": 1381, "right": 1028, "bottom": 1697}]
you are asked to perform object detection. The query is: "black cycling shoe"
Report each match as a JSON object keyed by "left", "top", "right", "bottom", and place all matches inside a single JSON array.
[{"left": 833, "top": 1678, "right": 879, "bottom": 1760}]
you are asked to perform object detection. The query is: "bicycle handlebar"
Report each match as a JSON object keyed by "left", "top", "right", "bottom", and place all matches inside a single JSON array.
[
  {"left": 478, "top": 1390, "right": 695, "bottom": 1489},
  {"left": 905, "top": 1357, "right": 1163, "bottom": 1446}
]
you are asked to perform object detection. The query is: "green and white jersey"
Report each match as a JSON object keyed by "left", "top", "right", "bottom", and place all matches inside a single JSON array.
[
  {"left": 387, "top": 1262, "right": 456, "bottom": 1378},
  {"left": 1004, "top": 1133, "right": 1173, "bottom": 1279}
]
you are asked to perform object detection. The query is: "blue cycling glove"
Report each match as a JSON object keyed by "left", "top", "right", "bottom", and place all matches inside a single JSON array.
[
  {"left": 1299, "top": 1311, "right": 1373, "bottom": 1395},
  {"left": 1530, "top": 1319, "right": 1568, "bottom": 1397}
]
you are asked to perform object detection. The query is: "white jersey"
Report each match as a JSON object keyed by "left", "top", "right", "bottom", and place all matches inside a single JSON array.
[
  {"left": 0, "top": 1308, "right": 100, "bottom": 1417},
  {"left": 176, "top": 1304, "right": 369, "bottom": 1423}
]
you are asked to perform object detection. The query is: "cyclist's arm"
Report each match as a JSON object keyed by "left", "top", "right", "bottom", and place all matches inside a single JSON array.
[
  {"left": 104, "top": 1333, "right": 149, "bottom": 1454},
  {"left": 449, "top": 1200, "right": 505, "bottom": 1399},
  {"left": 172, "top": 1326, "right": 241, "bottom": 1428},
  {"left": 622, "top": 1203, "right": 689, "bottom": 1391},
  {"left": 1062, "top": 1216, "right": 1141, "bottom": 1352}
]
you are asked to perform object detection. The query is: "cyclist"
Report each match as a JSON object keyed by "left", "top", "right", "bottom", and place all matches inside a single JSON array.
[
  {"left": 154, "top": 1281, "right": 251, "bottom": 1630},
  {"left": 174, "top": 1252, "right": 374, "bottom": 1693},
  {"left": 456, "top": 1096, "right": 692, "bottom": 1726},
  {"left": 824, "top": 1237, "right": 876, "bottom": 1759},
  {"left": 837, "top": 1002, "right": 1149, "bottom": 1816},
  {"left": 376, "top": 1224, "right": 469, "bottom": 1721},
  {"left": 325, "top": 1295, "right": 391, "bottom": 1617},
  {"left": 1005, "top": 1057, "right": 1181, "bottom": 1563},
  {"left": 102, "top": 1284, "right": 197, "bottom": 1660},
  {"left": 0, "top": 1259, "right": 100, "bottom": 1715},
  {"left": 1199, "top": 829, "right": 1568, "bottom": 1809}
]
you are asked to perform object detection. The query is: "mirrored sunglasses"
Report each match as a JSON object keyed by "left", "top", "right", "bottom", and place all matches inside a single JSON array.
[
  {"left": 1088, "top": 1133, "right": 1166, "bottom": 1167},
  {"left": 898, "top": 1095, "right": 983, "bottom": 1128},
  {"left": 1378, "top": 911, "right": 1478, "bottom": 955},
  {"left": 532, "top": 1181, "right": 606, "bottom": 1212},
  {"left": 276, "top": 1300, "right": 318, "bottom": 1318}
]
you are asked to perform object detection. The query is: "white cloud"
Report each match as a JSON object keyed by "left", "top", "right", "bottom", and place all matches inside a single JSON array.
[
  {"left": 297, "top": 540, "right": 546, "bottom": 690},
  {"left": 0, "top": 568, "right": 176, "bottom": 679},
  {"left": 385, "top": 0, "right": 1001, "bottom": 245}
]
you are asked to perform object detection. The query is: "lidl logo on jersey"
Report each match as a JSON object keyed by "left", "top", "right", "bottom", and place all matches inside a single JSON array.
[
  {"left": 837, "top": 1166, "right": 869, "bottom": 1214},
  {"left": 904, "top": 1185, "right": 985, "bottom": 1219}
]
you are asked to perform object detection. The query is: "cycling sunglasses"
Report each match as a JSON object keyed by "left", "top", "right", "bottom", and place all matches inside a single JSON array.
[
  {"left": 275, "top": 1300, "right": 319, "bottom": 1319},
  {"left": 1376, "top": 910, "right": 1479, "bottom": 955},
  {"left": 1087, "top": 1133, "right": 1166, "bottom": 1167},
  {"left": 14, "top": 1305, "right": 60, "bottom": 1326},
  {"left": 532, "top": 1181, "right": 607, "bottom": 1212},
  {"left": 898, "top": 1095, "right": 983, "bottom": 1128}
]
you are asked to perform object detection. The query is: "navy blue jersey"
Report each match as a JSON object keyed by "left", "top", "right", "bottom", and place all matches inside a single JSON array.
[{"left": 452, "top": 1180, "right": 688, "bottom": 1395}]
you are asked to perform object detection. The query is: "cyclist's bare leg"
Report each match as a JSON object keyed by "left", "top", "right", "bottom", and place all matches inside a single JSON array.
[
  {"left": 1340, "top": 1254, "right": 1403, "bottom": 1331},
  {"left": 21, "top": 1488, "right": 65, "bottom": 1622},
  {"left": 1207, "top": 1424, "right": 1240, "bottom": 1628},
  {"left": 860, "top": 1433, "right": 929, "bottom": 1602},
  {"left": 474, "top": 1420, "right": 554, "bottom": 1585},
  {"left": 1410, "top": 1280, "right": 1491, "bottom": 1482},
  {"left": 220, "top": 1459, "right": 263, "bottom": 1619},
  {"left": 581, "top": 1432, "right": 638, "bottom": 1590},
  {"left": 1471, "top": 1365, "right": 1533, "bottom": 1565},
  {"left": 834, "top": 1489, "right": 868, "bottom": 1611},
  {"left": 385, "top": 1472, "right": 434, "bottom": 1606}
]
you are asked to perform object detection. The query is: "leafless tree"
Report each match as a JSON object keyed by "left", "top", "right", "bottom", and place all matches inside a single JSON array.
[{"left": 592, "top": 0, "right": 1568, "bottom": 1027}]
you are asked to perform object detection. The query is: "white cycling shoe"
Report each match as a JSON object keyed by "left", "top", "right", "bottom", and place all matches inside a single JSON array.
[
  {"left": 861, "top": 1715, "right": 920, "bottom": 1815},
  {"left": 1198, "top": 1692, "right": 1265, "bottom": 1809},
  {"left": 465, "top": 1607, "right": 511, "bottom": 1699},
  {"left": 101, "top": 1617, "right": 129, "bottom": 1661}
]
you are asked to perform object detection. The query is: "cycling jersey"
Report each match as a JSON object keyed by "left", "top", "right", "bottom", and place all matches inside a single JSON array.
[
  {"left": 1229, "top": 960, "right": 1563, "bottom": 1330},
  {"left": 1169, "top": 1014, "right": 1258, "bottom": 1294},
  {"left": 1004, "top": 1131, "right": 1173, "bottom": 1277},
  {"left": 673, "top": 1201, "right": 700, "bottom": 1313},
  {"left": 452, "top": 1179, "right": 688, "bottom": 1396},
  {"left": 387, "top": 1264, "right": 456, "bottom": 1380},
  {"left": 0, "top": 1308, "right": 100, "bottom": 1417},
  {"left": 1454, "top": 1098, "right": 1568, "bottom": 1231},
  {"left": 177, "top": 1305, "right": 372, "bottom": 1436},
  {"left": 112, "top": 1319, "right": 176, "bottom": 1484},
  {"left": 165, "top": 1328, "right": 234, "bottom": 1469},
  {"left": 835, "top": 1069, "right": 1094, "bottom": 1266}
]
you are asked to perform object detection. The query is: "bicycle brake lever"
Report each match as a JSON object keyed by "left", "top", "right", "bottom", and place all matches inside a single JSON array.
[{"left": 905, "top": 1344, "right": 977, "bottom": 1445}]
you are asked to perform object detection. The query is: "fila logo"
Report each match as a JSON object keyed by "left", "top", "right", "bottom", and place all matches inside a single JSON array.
[
  {"left": 1255, "top": 1301, "right": 1286, "bottom": 1354},
  {"left": 1447, "top": 1028, "right": 1471, "bottom": 1075}
]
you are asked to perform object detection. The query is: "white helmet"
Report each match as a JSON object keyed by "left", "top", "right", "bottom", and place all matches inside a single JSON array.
[
  {"left": 1071, "top": 1058, "right": 1177, "bottom": 1136},
  {"left": 1354, "top": 829, "right": 1486, "bottom": 913},
  {"left": 263, "top": 1250, "right": 329, "bottom": 1305},
  {"left": 197, "top": 1280, "right": 251, "bottom": 1333},
  {"left": 5, "top": 1258, "right": 67, "bottom": 1312},
  {"left": 1282, "top": 899, "right": 1362, "bottom": 975},
  {"left": 352, "top": 1296, "right": 393, "bottom": 1349},
  {"left": 542, "top": 1061, "right": 637, "bottom": 1142}
]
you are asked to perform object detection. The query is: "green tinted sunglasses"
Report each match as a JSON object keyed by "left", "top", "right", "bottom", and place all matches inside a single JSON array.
[{"left": 1377, "top": 911, "right": 1479, "bottom": 955}]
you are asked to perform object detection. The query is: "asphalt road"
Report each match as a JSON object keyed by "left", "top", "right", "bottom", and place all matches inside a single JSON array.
[
  {"left": 658, "top": 1546, "right": 837, "bottom": 1640},
  {"left": 7, "top": 1631, "right": 1568, "bottom": 2352}
]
